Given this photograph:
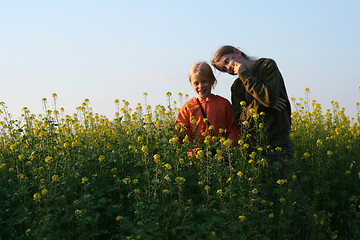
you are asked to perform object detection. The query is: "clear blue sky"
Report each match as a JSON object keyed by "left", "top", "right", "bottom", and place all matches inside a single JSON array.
[{"left": 1, "top": 0, "right": 359, "bottom": 120}]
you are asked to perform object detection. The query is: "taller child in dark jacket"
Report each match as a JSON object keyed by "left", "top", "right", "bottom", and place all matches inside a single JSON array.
[{"left": 211, "top": 45, "right": 293, "bottom": 176}]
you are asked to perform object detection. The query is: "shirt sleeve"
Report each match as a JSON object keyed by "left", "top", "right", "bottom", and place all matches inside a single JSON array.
[
  {"left": 175, "top": 103, "right": 193, "bottom": 139},
  {"left": 238, "top": 59, "right": 281, "bottom": 108}
]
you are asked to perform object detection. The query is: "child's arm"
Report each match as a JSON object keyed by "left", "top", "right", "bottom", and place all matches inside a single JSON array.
[
  {"left": 238, "top": 59, "right": 283, "bottom": 108},
  {"left": 175, "top": 104, "right": 193, "bottom": 141},
  {"left": 231, "top": 82, "right": 254, "bottom": 124}
]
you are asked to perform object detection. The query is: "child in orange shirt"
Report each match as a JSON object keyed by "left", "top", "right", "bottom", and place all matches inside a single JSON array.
[{"left": 175, "top": 62, "right": 239, "bottom": 152}]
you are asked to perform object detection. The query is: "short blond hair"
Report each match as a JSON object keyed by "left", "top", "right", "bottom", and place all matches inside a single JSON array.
[{"left": 189, "top": 61, "right": 217, "bottom": 87}]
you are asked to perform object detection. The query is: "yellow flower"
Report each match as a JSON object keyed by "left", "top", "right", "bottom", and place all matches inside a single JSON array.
[
  {"left": 183, "top": 135, "right": 190, "bottom": 144},
  {"left": 115, "top": 215, "right": 123, "bottom": 221},
  {"left": 223, "top": 139, "right": 233, "bottom": 147},
  {"left": 240, "top": 101, "right": 246, "bottom": 106},
  {"left": 82, "top": 177, "right": 89, "bottom": 184},
  {"left": 175, "top": 177, "right": 186, "bottom": 184},
  {"left": 216, "top": 189, "right": 223, "bottom": 195},
  {"left": 45, "top": 156, "right": 53, "bottom": 164},
  {"left": 252, "top": 188, "right": 258, "bottom": 194},
  {"left": 303, "top": 152, "right": 310, "bottom": 158},
  {"left": 204, "top": 185, "right": 210, "bottom": 192},
  {"left": 153, "top": 154, "right": 161, "bottom": 163},
  {"left": 164, "top": 164, "right": 172, "bottom": 170},
  {"left": 196, "top": 150, "right": 204, "bottom": 159},
  {"left": 33, "top": 193, "right": 41, "bottom": 201},
  {"left": 242, "top": 121, "right": 249, "bottom": 126},
  {"left": 268, "top": 212, "right": 274, "bottom": 219},
  {"left": 98, "top": 155, "right": 105, "bottom": 163},
  {"left": 132, "top": 179, "right": 139, "bottom": 184},
  {"left": 237, "top": 171, "right": 243, "bottom": 178},
  {"left": 163, "top": 189, "right": 170, "bottom": 194},
  {"left": 277, "top": 179, "right": 288, "bottom": 185},
  {"left": 25, "top": 229, "right": 32, "bottom": 236},
  {"left": 123, "top": 178, "right": 131, "bottom": 184},
  {"left": 75, "top": 209, "right": 82, "bottom": 217},
  {"left": 41, "top": 189, "right": 48, "bottom": 196},
  {"left": 141, "top": 146, "right": 148, "bottom": 154},
  {"left": 238, "top": 215, "right": 246, "bottom": 222}
]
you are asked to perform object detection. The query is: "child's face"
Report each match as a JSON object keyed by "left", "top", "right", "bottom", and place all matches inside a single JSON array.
[
  {"left": 216, "top": 50, "right": 241, "bottom": 75},
  {"left": 190, "top": 75, "right": 212, "bottom": 100}
]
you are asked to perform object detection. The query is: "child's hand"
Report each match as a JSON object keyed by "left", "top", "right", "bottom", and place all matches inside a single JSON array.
[
  {"left": 271, "top": 97, "right": 287, "bottom": 111},
  {"left": 234, "top": 62, "right": 246, "bottom": 75}
]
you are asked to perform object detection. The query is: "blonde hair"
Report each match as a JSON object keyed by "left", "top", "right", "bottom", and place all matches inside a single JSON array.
[
  {"left": 211, "top": 45, "right": 250, "bottom": 72},
  {"left": 189, "top": 61, "right": 217, "bottom": 87}
]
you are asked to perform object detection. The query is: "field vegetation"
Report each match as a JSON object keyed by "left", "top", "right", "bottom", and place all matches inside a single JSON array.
[{"left": 1, "top": 88, "right": 360, "bottom": 239}]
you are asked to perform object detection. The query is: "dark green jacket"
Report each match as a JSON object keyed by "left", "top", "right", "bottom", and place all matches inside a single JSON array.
[{"left": 231, "top": 58, "right": 291, "bottom": 148}]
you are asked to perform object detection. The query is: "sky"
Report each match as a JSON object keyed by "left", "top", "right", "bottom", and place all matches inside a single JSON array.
[{"left": 1, "top": 0, "right": 359, "bottom": 120}]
